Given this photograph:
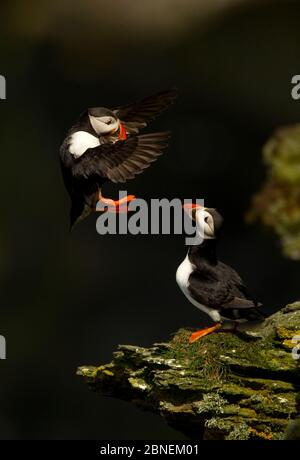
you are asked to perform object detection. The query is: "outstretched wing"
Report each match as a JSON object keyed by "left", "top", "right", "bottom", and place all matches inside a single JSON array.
[
  {"left": 112, "top": 88, "right": 177, "bottom": 134},
  {"left": 70, "top": 132, "right": 170, "bottom": 183}
]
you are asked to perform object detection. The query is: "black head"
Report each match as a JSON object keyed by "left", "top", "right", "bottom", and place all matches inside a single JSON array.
[
  {"left": 88, "top": 107, "right": 116, "bottom": 118},
  {"left": 204, "top": 208, "right": 224, "bottom": 237},
  {"left": 183, "top": 204, "right": 224, "bottom": 239}
]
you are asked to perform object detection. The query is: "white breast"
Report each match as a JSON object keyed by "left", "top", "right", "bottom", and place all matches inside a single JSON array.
[
  {"left": 68, "top": 131, "right": 100, "bottom": 158},
  {"left": 176, "top": 254, "right": 221, "bottom": 322},
  {"left": 176, "top": 255, "right": 194, "bottom": 296}
]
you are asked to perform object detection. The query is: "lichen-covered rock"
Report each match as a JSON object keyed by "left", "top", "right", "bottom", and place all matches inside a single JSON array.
[{"left": 77, "top": 303, "right": 300, "bottom": 440}]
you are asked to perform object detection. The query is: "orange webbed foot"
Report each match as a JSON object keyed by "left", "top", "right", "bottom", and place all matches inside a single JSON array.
[
  {"left": 97, "top": 194, "right": 136, "bottom": 213},
  {"left": 189, "top": 323, "right": 222, "bottom": 344}
]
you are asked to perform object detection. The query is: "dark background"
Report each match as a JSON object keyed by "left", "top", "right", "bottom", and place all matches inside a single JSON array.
[{"left": 1, "top": 0, "right": 300, "bottom": 440}]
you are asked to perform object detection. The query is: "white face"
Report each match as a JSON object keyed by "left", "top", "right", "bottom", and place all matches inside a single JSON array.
[
  {"left": 89, "top": 114, "right": 119, "bottom": 135},
  {"left": 194, "top": 208, "right": 215, "bottom": 239}
]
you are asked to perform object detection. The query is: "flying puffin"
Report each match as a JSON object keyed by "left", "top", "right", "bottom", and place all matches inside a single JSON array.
[
  {"left": 176, "top": 204, "right": 264, "bottom": 343},
  {"left": 60, "top": 88, "right": 177, "bottom": 229}
]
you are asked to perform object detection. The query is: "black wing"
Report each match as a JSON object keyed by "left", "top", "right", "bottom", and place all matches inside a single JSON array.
[
  {"left": 188, "top": 270, "right": 264, "bottom": 322},
  {"left": 112, "top": 88, "right": 177, "bottom": 134},
  {"left": 187, "top": 269, "right": 238, "bottom": 310},
  {"left": 69, "top": 132, "right": 170, "bottom": 183},
  {"left": 188, "top": 262, "right": 261, "bottom": 312}
]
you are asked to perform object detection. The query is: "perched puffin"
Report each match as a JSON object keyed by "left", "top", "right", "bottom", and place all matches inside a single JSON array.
[
  {"left": 60, "top": 88, "right": 177, "bottom": 229},
  {"left": 176, "top": 204, "right": 264, "bottom": 343}
]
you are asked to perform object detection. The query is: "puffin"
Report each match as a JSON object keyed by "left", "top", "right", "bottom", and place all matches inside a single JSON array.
[
  {"left": 176, "top": 204, "right": 264, "bottom": 343},
  {"left": 59, "top": 88, "right": 177, "bottom": 229}
]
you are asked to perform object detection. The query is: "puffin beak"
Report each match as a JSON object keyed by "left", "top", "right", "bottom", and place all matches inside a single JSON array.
[{"left": 182, "top": 203, "right": 203, "bottom": 212}]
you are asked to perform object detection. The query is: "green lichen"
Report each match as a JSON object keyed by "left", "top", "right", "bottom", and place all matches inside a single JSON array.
[
  {"left": 128, "top": 377, "right": 150, "bottom": 392},
  {"left": 226, "top": 423, "right": 251, "bottom": 440},
  {"left": 204, "top": 417, "right": 233, "bottom": 434},
  {"left": 193, "top": 393, "right": 227, "bottom": 415},
  {"left": 77, "top": 365, "right": 115, "bottom": 381},
  {"left": 244, "top": 393, "right": 297, "bottom": 418}
]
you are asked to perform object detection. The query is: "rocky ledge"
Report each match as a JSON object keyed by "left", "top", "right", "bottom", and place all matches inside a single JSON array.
[{"left": 77, "top": 303, "right": 300, "bottom": 440}]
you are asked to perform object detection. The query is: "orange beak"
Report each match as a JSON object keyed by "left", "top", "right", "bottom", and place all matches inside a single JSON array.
[{"left": 182, "top": 203, "right": 203, "bottom": 212}]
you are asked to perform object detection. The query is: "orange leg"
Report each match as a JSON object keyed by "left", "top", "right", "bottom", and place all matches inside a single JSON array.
[
  {"left": 189, "top": 323, "right": 222, "bottom": 344},
  {"left": 96, "top": 194, "right": 136, "bottom": 213}
]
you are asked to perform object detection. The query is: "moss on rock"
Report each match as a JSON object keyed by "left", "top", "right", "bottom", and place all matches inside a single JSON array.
[{"left": 77, "top": 302, "right": 300, "bottom": 440}]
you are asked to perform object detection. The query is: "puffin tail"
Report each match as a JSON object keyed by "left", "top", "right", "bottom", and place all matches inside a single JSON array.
[{"left": 69, "top": 197, "right": 91, "bottom": 232}]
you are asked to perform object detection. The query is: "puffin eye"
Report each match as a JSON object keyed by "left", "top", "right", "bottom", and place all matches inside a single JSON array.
[
  {"left": 106, "top": 119, "right": 112, "bottom": 125},
  {"left": 204, "top": 216, "right": 209, "bottom": 223}
]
